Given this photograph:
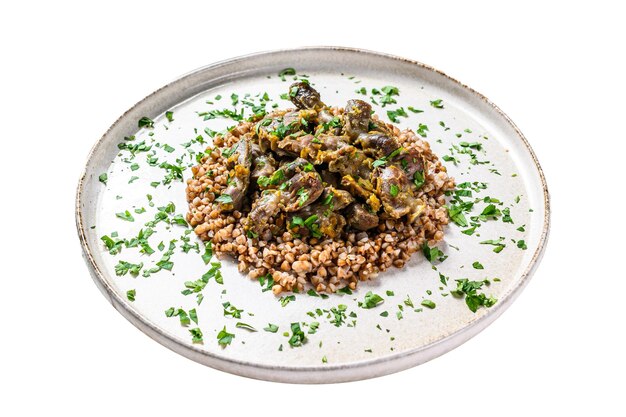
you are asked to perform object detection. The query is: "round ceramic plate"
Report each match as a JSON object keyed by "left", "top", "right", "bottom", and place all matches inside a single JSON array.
[{"left": 76, "top": 47, "right": 549, "bottom": 383}]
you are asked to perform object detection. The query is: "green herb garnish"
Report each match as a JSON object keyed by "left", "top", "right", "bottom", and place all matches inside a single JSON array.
[
  {"left": 115, "top": 210, "right": 135, "bottom": 222},
  {"left": 217, "top": 326, "right": 235, "bottom": 346},
  {"left": 264, "top": 323, "right": 279, "bottom": 333},
  {"left": 279, "top": 68, "right": 296, "bottom": 81},
  {"left": 138, "top": 116, "right": 154, "bottom": 128},
  {"left": 451, "top": 279, "right": 497, "bottom": 313},
  {"left": 189, "top": 328, "right": 203, "bottom": 343},
  {"left": 288, "top": 322, "right": 306, "bottom": 347},
  {"left": 430, "top": 99, "right": 444, "bottom": 109},
  {"left": 215, "top": 194, "right": 233, "bottom": 204},
  {"left": 358, "top": 291, "right": 384, "bottom": 309}
]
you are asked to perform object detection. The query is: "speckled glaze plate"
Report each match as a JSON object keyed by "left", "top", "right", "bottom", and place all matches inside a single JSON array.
[{"left": 76, "top": 47, "right": 549, "bottom": 383}]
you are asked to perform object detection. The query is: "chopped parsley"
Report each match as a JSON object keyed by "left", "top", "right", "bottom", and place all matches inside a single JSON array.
[
  {"left": 257, "top": 176, "right": 271, "bottom": 187},
  {"left": 308, "top": 322, "right": 320, "bottom": 334},
  {"left": 279, "top": 294, "right": 296, "bottom": 307},
  {"left": 217, "top": 326, "right": 235, "bottom": 346},
  {"left": 278, "top": 68, "right": 296, "bottom": 81},
  {"left": 201, "top": 242, "right": 213, "bottom": 264},
  {"left": 480, "top": 237, "right": 506, "bottom": 253},
  {"left": 114, "top": 260, "right": 143, "bottom": 277},
  {"left": 416, "top": 123, "right": 429, "bottom": 137},
  {"left": 138, "top": 116, "right": 154, "bottom": 128},
  {"left": 451, "top": 279, "right": 497, "bottom": 313},
  {"left": 215, "top": 193, "right": 233, "bottom": 204},
  {"left": 264, "top": 323, "right": 279, "bottom": 333},
  {"left": 165, "top": 111, "right": 174, "bottom": 122},
  {"left": 372, "top": 159, "right": 387, "bottom": 168},
  {"left": 430, "top": 99, "right": 444, "bottom": 109},
  {"left": 422, "top": 243, "right": 447, "bottom": 263},
  {"left": 115, "top": 210, "right": 135, "bottom": 222},
  {"left": 421, "top": 299, "right": 436, "bottom": 309},
  {"left": 330, "top": 304, "right": 348, "bottom": 326},
  {"left": 378, "top": 85, "right": 399, "bottom": 107},
  {"left": 413, "top": 170, "right": 425, "bottom": 189},
  {"left": 189, "top": 308, "right": 198, "bottom": 325},
  {"left": 236, "top": 322, "right": 257, "bottom": 332},
  {"left": 358, "top": 291, "right": 384, "bottom": 309},
  {"left": 296, "top": 188, "right": 309, "bottom": 206},
  {"left": 387, "top": 107, "right": 408, "bottom": 123},
  {"left": 189, "top": 328, "right": 203, "bottom": 343},
  {"left": 223, "top": 302, "right": 243, "bottom": 319},
  {"left": 126, "top": 289, "right": 136, "bottom": 301},
  {"left": 288, "top": 322, "right": 306, "bottom": 347},
  {"left": 99, "top": 173, "right": 108, "bottom": 185}
]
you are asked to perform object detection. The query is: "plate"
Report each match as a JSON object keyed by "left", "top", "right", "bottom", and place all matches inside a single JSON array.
[{"left": 76, "top": 47, "right": 550, "bottom": 383}]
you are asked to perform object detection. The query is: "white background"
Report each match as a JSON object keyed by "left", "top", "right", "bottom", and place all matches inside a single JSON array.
[{"left": 2, "top": 1, "right": 624, "bottom": 415}]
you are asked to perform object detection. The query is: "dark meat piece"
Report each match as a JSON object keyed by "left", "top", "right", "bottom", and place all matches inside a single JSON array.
[
  {"left": 344, "top": 99, "right": 372, "bottom": 139},
  {"left": 287, "top": 205, "right": 346, "bottom": 239},
  {"left": 220, "top": 138, "right": 251, "bottom": 211},
  {"left": 286, "top": 186, "right": 352, "bottom": 238},
  {"left": 376, "top": 165, "right": 416, "bottom": 219},
  {"left": 356, "top": 133, "right": 400, "bottom": 158},
  {"left": 288, "top": 82, "right": 336, "bottom": 126},
  {"left": 327, "top": 146, "right": 373, "bottom": 179},
  {"left": 345, "top": 203, "right": 379, "bottom": 231},
  {"left": 289, "top": 82, "right": 324, "bottom": 111},
  {"left": 340, "top": 175, "right": 381, "bottom": 212},
  {"left": 281, "top": 157, "right": 312, "bottom": 178},
  {"left": 280, "top": 134, "right": 350, "bottom": 164},
  {"left": 320, "top": 169, "right": 340, "bottom": 187},
  {"left": 390, "top": 146, "right": 426, "bottom": 181},
  {"left": 254, "top": 157, "right": 312, "bottom": 191},
  {"left": 256, "top": 109, "right": 316, "bottom": 154},
  {"left": 251, "top": 154, "right": 277, "bottom": 185},
  {"left": 246, "top": 190, "right": 283, "bottom": 241},
  {"left": 321, "top": 186, "right": 354, "bottom": 211},
  {"left": 283, "top": 171, "right": 324, "bottom": 212},
  {"left": 277, "top": 134, "right": 316, "bottom": 157}
]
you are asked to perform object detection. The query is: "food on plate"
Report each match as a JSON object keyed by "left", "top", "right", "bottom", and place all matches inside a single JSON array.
[{"left": 186, "top": 82, "right": 455, "bottom": 294}]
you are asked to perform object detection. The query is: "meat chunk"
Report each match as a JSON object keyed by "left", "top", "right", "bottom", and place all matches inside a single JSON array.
[
  {"left": 320, "top": 169, "right": 340, "bottom": 187},
  {"left": 345, "top": 203, "right": 379, "bottom": 231},
  {"left": 250, "top": 154, "right": 276, "bottom": 185},
  {"left": 289, "top": 82, "right": 324, "bottom": 111},
  {"left": 283, "top": 171, "right": 324, "bottom": 212},
  {"left": 327, "top": 146, "right": 373, "bottom": 179},
  {"left": 288, "top": 82, "right": 336, "bottom": 126},
  {"left": 376, "top": 165, "right": 414, "bottom": 219},
  {"left": 322, "top": 187, "right": 354, "bottom": 211},
  {"left": 219, "top": 138, "right": 251, "bottom": 211},
  {"left": 390, "top": 146, "right": 425, "bottom": 181},
  {"left": 246, "top": 190, "right": 283, "bottom": 240},
  {"left": 286, "top": 186, "right": 352, "bottom": 238},
  {"left": 356, "top": 133, "right": 400, "bottom": 158},
  {"left": 234, "top": 82, "right": 436, "bottom": 238},
  {"left": 344, "top": 99, "right": 372, "bottom": 139},
  {"left": 255, "top": 109, "right": 316, "bottom": 153}
]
